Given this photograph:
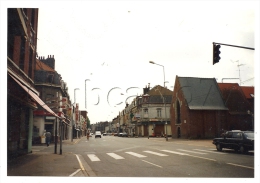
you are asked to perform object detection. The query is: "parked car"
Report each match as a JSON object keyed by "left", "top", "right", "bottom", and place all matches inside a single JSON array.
[
  {"left": 95, "top": 131, "right": 102, "bottom": 138},
  {"left": 122, "top": 132, "right": 128, "bottom": 137},
  {"left": 118, "top": 132, "right": 123, "bottom": 137},
  {"left": 212, "top": 130, "right": 254, "bottom": 153},
  {"left": 103, "top": 133, "right": 107, "bottom": 136}
]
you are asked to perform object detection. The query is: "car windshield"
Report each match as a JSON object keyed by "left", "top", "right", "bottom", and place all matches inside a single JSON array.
[{"left": 244, "top": 132, "right": 254, "bottom": 139}]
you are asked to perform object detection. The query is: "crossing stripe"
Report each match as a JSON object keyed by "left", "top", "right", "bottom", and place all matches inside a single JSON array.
[
  {"left": 125, "top": 152, "right": 147, "bottom": 158},
  {"left": 143, "top": 151, "right": 168, "bottom": 156},
  {"left": 107, "top": 153, "right": 125, "bottom": 159},
  {"left": 177, "top": 149, "right": 207, "bottom": 154},
  {"left": 87, "top": 154, "right": 100, "bottom": 161},
  {"left": 193, "top": 149, "right": 227, "bottom": 154},
  {"left": 161, "top": 150, "right": 188, "bottom": 155}
]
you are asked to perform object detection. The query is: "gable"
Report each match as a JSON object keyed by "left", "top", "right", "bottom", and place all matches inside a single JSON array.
[
  {"left": 218, "top": 83, "right": 251, "bottom": 114},
  {"left": 178, "top": 77, "right": 227, "bottom": 110}
]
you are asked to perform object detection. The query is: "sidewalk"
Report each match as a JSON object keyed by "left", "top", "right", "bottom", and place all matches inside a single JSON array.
[{"left": 7, "top": 138, "right": 82, "bottom": 176}]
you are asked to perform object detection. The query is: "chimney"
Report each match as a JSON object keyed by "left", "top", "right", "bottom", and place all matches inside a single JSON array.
[
  {"left": 143, "top": 84, "right": 150, "bottom": 94},
  {"left": 42, "top": 55, "right": 55, "bottom": 69}
]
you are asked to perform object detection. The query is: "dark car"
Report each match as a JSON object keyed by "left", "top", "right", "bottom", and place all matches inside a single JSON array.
[{"left": 212, "top": 130, "right": 254, "bottom": 153}]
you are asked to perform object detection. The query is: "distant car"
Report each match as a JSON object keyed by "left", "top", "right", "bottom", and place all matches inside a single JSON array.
[
  {"left": 95, "top": 131, "right": 102, "bottom": 138},
  {"left": 103, "top": 133, "right": 107, "bottom": 136},
  {"left": 118, "top": 132, "right": 123, "bottom": 137},
  {"left": 212, "top": 130, "right": 254, "bottom": 153},
  {"left": 114, "top": 133, "right": 118, "bottom": 136},
  {"left": 122, "top": 132, "right": 128, "bottom": 137}
]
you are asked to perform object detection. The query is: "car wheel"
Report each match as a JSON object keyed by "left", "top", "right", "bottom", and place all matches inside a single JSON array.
[
  {"left": 216, "top": 144, "right": 222, "bottom": 151},
  {"left": 240, "top": 145, "right": 248, "bottom": 154}
]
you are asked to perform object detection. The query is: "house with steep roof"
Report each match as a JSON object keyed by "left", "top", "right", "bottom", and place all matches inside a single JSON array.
[
  {"left": 134, "top": 84, "right": 173, "bottom": 137},
  {"left": 218, "top": 83, "right": 253, "bottom": 131},
  {"left": 170, "top": 76, "right": 228, "bottom": 139}
]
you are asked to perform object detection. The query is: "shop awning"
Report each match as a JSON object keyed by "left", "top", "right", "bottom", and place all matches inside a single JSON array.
[{"left": 9, "top": 74, "right": 60, "bottom": 119}]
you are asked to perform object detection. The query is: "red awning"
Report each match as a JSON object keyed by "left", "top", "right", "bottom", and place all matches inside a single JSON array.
[{"left": 9, "top": 74, "right": 60, "bottom": 119}]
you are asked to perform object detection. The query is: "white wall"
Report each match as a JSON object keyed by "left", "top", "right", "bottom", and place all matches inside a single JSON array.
[{"left": 33, "top": 116, "right": 45, "bottom": 137}]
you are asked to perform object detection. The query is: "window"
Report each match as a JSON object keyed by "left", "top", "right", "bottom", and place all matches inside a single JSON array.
[
  {"left": 232, "top": 132, "right": 242, "bottom": 139},
  {"left": 143, "top": 108, "right": 148, "bottom": 114},
  {"left": 157, "top": 108, "right": 162, "bottom": 117}
]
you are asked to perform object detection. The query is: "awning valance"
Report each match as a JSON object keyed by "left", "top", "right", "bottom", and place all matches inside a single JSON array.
[{"left": 9, "top": 73, "right": 60, "bottom": 119}]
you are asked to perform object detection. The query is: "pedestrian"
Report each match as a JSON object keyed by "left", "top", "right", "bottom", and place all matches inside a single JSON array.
[
  {"left": 46, "top": 131, "right": 51, "bottom": 147},
  {"left": 87, "top": 131, "right": 90, "bottom": 140}
]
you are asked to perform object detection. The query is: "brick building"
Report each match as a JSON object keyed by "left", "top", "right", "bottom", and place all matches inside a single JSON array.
[{"left": 170, "top": 76, "right": 228, "bottom": 139}]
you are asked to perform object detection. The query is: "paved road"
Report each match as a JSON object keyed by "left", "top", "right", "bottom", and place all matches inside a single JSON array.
[
  {"left": 5, "top": 135, "right": 255, "bottom": 180},
  {"left": 78, "top": 135, "right": 254, "bottom": 177}
]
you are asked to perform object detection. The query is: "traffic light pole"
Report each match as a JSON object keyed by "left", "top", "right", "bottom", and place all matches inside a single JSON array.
[{"left": 213, "top": 42, "right": 254, "bottom": 50}]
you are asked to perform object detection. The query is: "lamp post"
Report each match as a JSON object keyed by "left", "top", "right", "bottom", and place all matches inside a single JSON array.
[
  {"left": 85, "top": 79, "right": 90, "bottom": 109},
  {"left": 142, "top": 94, "right": 150, "bottom": 139},
  {"left": 155, "top": 87, "right": 168, "bottom": 141},
  {"left": 149, "top": 61, "right": 165, "bottom": 87},
  {"left": 72, "top": 88, "right": 79, "bottom": 142}
]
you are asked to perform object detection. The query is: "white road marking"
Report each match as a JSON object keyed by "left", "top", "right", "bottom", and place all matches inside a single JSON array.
[
  {"left": 125, "top": 152, "right": 147, "bottom": 158},
  {"left": 75, "top": 154, "right": 85, "bottom": 170},
  {"left": 107, "top": 153, "right": 125, "bottom": 159},
  {"left": 177, "top": 149, "right": 207, "bottom": 154},
  {"left": 185, "top": 154, "right": 216, "bottom": 161},
  {"left": 87, "top": 154, "right": 100, "bottom": 161},
  {"left": 161, "top": 150, "right": 188, "bottom": 155},
  {"left": 194, "top": 149, "right": 227, "bottom": 154},
  {"left": 143, "top": 151, "right": 168, "bottom": 156},
  {"left": 69, "top": 169, "right": 81, "bottom": 177},
  {"left": 142, "top": 160, "right": 162, "bottom": 168},
  {"left": 114, "top": 146, "right": 140, "bottom": 152},
  {"left": 227, "top": 163, "right": 254, "bottom": 169}
]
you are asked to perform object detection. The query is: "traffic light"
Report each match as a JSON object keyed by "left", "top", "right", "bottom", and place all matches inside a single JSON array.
[{"left": 213, "top": 44, "right": 221, "bottom": 65}]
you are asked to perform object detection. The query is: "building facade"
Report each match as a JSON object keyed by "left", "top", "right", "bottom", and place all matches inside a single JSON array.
[{"left": 33, "top": 56, "right": 71, "bottom": 143}]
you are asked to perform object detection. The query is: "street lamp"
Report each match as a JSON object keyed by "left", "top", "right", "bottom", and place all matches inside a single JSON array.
[
  {"left": 155, "top": 87, "right": 168, "bottom": 141},
  {"left": 149, "top": 61, "right": 165, "bottom": 87},
  {"left": 85, "top": 79, "right": 90, "bottom": 109},
  {"left": 72, "top": 88, "right": 79, "bottom": 142}
]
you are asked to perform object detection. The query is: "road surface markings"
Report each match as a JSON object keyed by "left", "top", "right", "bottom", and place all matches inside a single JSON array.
[
  {"left": 107, "top": 153, "right": 125, "bottom": 160},
  {"left": 142, "top": 160, "right": 162, "bottom": 168},
  {"left": 161, "top": 150, "right": 188, "bottom": 155},
  {"left": 87, "top": 154, "right": 101, "bottom": 161},
  {"left": 69, "top": 169, "right": 81, "bottom": 177},
  {"left": 143, "top": 151, "right": 168, "bottom": 156},
  {"left": 193, "top": 149, "right": 227, "bottom": 154},
  {"left": 114, "top": 146, "right": 140, "bottom": 152},
  {"left": 185, "top": 154, "right": 216, "bottom": 161},
  {"left": 125, "top": 152, "right": 147, "bottom": 158},
  {"left": 177, "top": 149, "right": 207, "bottom": 154},
  {"left": 227, "top": 163, "right": 254, "bottom": 169},
  {"left": 75, "top": 154, "right": 85, "bottom": 170}
]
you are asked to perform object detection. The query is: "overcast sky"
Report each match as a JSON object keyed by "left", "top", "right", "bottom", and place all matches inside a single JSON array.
[{"left": 1, "top": 0, "right": 259, "bottom": 125}]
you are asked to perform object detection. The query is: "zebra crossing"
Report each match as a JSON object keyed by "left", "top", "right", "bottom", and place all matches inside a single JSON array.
[{"left": 86, "top": 148, "right": 221, "bottom": 162}]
